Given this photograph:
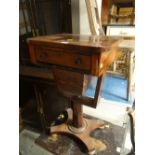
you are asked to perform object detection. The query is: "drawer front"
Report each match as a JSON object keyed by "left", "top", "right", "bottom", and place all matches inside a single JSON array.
[
  {"left": 53, "top": 69, "right": 84, "bottom": 96},
  {"left": 53, "top": 69, "right": 91, "bottom": 96},
  {"left": 35, "top": 47, "right": 91, "bottom": 70}
]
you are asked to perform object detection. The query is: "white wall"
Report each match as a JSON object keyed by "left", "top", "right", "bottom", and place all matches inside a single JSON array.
[{"left": 71, "top": 0, "right": 102, "bottom": 34}]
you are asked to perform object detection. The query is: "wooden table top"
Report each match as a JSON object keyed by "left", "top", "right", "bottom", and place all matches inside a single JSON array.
[
  {"left": 28, "top": 34, "right": 123, "bottom": 76},
  {"left": 28, "top": 33, "right": 122, "bottom": 52}
]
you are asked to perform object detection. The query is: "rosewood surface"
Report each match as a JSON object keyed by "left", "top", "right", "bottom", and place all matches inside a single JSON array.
[
  {"left": 28, "top": 34, "right": 121, "bottom": 76},
  {"left": 28, "top": 33, "right": 121, "bottom": 154}
]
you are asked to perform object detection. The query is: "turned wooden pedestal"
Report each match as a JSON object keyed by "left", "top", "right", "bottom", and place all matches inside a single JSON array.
[
  {"left": 28, "top": 34, "right": 121, "bottom": 154},
  {"left": 51, "top": 68, "right": 105, "bottom": 154}
]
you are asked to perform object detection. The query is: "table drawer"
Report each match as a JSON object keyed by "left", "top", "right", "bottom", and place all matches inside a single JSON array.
[
  {"left": 35, "top": 47, "right": 91, "bottom": 70},
  {"left": 53, "top": 69, "right": 91, "bottom": 96}
]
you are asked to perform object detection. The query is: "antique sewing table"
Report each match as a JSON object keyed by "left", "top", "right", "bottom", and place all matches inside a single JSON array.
[{"left": 28, "top": 34, "right": 121, "bottom": 154}]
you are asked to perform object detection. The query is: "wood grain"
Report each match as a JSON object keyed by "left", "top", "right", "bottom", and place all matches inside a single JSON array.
[
  {"left": 28, "top": 34, "right": 121, "bottom": 153},
  {"left": 28, "top": 34, "right": 121, "bottom": 76},
  {"left": 52, "top": 69, "right": 91, "bottom": 97},
  {"left": 35, "top": 47, "right": 91, "bottom": 71}
]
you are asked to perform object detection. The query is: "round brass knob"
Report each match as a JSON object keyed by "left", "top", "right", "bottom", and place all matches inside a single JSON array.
[{"left": 39, "top": 52, "right": 48, "bottom": 59}]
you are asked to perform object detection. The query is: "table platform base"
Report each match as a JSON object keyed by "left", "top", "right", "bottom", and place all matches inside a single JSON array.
[
  {"left": 36, "top": 115, "right": 125, "bottom": 155},
  {"left": 51, "top": 118, "right": 105, "bottom": 154}
]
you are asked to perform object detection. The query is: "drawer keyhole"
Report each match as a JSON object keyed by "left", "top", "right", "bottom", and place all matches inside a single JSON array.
[{"left": 75, "top": 57, "right": 82, "bottom": 65}]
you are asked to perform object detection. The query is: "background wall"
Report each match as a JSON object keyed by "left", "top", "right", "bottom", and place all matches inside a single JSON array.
[
  {"left": 19, "top": 0, "right": 72, "bottom": 36},
  {"left": 71, "top": 0, "right": 102, "bottom": 34}
]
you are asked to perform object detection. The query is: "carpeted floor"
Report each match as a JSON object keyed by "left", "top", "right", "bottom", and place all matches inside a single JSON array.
[{"left": 84, "top": 75, "right": 133, "bottom": 105}]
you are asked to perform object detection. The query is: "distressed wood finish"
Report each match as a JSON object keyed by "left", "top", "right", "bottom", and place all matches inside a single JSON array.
[
  {"left": 71, "top": 102, "right": 83, "bottom": 128},
  {"left": 52, "top": 68, "right": 91, "bottom": 97},
  {"left": 28, "top": 34, "right": 121, "bottom": 76},
  {"left": 35, "top": 46, "right": 91, "bottom": 71},
  {"left": 28, "top": 34, "right": 121, "bottom": 154}
]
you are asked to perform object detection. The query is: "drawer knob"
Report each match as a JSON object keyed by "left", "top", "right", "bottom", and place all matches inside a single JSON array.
[
  {"left": 75, "top": 57, "right": 82, "bottom": 65},
  {"left": 39, "top": 52, "right": 48, "bottom": 59}
]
